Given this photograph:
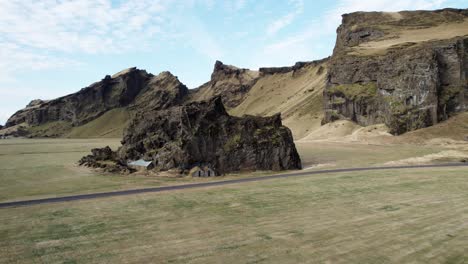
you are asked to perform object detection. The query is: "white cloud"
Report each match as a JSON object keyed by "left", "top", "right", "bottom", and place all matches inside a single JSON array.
[
  {"left": 257, "top": 0, "right": 448, "bottom": 66},
  {"left": 267, "top": 0, "right": 304, "bottom": 36},
  {"left": 0, "top": 0, "right": 174, "bottom": 85},
  {"left": 0, "top": 0, "right": 170, "bottom": 54},
  {"left": 178, "top": 15, "right": 224, "bottom": 61},
  {"left": 0, "top": 0, "right": 175, "bottom": 124}
]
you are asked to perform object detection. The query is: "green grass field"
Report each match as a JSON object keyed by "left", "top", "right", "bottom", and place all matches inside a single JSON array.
[
  {"left": 1, "top": 167, "right": 467, "bottom": 263},
  {"left": 0, "top": 138, "right": 450, "bottom": 202},
  {"left": 1, "top": 138, "right": 467, "bottom": 263}
]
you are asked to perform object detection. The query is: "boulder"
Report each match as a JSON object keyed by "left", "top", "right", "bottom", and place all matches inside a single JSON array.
[
  {"left": 87, "top": 96, "right": 302, "bottom": 175},
  {"left": 78, "top": 146, "right": 134, "bottom": 174}
]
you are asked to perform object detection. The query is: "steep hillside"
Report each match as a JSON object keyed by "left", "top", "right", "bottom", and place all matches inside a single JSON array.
[
  {"left": 230, "top": 60, "right": 328, "bottom": 139},
  {"left": 3, "top": 8, "right": 468, "bottom": 141},
  {"left": 3, "top": 68, "right": 188, "bottom": 138},
  {"left": 67, "top": 108, "right": 131, "bottom": 138},
  {"left": 188, "top": 61, "right": 260, "bottom": 108},
  {"left": 324, "top": 8, "right": 468, "bottom": 135}
]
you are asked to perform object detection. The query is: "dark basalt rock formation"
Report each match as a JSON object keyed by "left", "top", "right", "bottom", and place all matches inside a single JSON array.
[
  {"left": 82, "top": 97, "right": 302, "bottom": 175},
  {"left": 259, "top": 58, "right": 329, "bottom": 76},
  {"left": 5, "top": 68, "right": 188, "bottom": 136},
  {"left": 7, "top": 68, "right": 152, "bottom": 127},
  {"left": 78, "top": 146, "right": 133, "bottom": 174},
  {"left": 190, "top": 61, "right": 260, "bottom": 108},
  {"left": 323, "top": 9, "right": 468, "bottom": 135}
]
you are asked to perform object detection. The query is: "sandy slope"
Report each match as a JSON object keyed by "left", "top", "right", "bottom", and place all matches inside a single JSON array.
[
  {"left": 351, "top": 18, "right": 468, "bottom": 56},
  {"left": 230, "top": 63, "right": 327, "bottom": 140}
]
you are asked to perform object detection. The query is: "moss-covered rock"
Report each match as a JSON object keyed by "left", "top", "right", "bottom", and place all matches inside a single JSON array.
[
  {"left": 110, "top": 97, "right": 302, "bottom": 175},
  {"left": 323, "top": 9, "right": 468, "bottom": 135}
]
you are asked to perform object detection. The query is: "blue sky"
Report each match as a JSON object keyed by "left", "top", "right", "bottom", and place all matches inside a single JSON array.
[{"left": 0, "top": 0, "right": 467, "bottom": 125}]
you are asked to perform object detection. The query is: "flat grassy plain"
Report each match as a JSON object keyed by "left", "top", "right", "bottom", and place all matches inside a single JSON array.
[
  {"left": 0, "top": 138, "right": 467, "bottom": 263},
  {"left": 0, "top": 138, "right": 451, "bottom": 202},
  {"left": 1, "top": 166, "right": 468, "bottom": 263}
]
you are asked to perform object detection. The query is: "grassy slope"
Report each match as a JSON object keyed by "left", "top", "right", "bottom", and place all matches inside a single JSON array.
[
  {"left": 230, "top": 63, "right": 327, "bottom": 140},
  {"left": 1, "top": 166, "right": 467, "bottom": 263},
  {"left": 351, "top": 18, "right": 468, "bottom": 56},
  {"left": 299, "top": 112, "right": 468, "bottom": 145},
  {"left": 67, "top": 108, "right": 131, "bottom": 138},
  {"left": 400, "top": 112, "right": 468, "bottom": 142}
]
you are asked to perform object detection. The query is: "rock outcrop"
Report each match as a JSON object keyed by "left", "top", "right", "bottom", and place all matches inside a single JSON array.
[
  {"left": 119, "top": 96, "right": 301, "bottom": 174},
  {"left": 189, "top": 61, "right": 260, "bottom": 108},
  {"left": 259, "top": 58, "right": 328, "bottom": 76},
  {"left": 5, "top": 68, "right": 188, "bottom": 137},
  {"left": 82, "top": 97, "right": 302, "bottom": 175},
  {"left": 323, "top": 9, "right": 468, "bottom": 134},
  {"left": 78, "top": 146, "right": 133, "bottom": 174},
  {"left": 6, "top": 68, "right": 152, "bottom": 127}
]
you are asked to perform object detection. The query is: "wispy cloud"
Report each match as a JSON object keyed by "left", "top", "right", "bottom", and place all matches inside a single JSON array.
[
  {"left": 179, "top": 15, "right": 224, "bottom": 61},
  {"left": 266, "top": 0, "right": 304, "bottom": 36},
  {"left": 0, "top": 0, "right": 169, "bottom": 54},
  {"left": 0, "top": 0, "right": 173, "bottom": 124},
  {"left": 256, "top": 0, "right": 449, "bottom": 66}
]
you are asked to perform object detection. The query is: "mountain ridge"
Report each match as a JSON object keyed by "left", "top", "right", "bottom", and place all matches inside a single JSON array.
[{"left": 2, "top": 7, "right": 468, "bottom": 140}]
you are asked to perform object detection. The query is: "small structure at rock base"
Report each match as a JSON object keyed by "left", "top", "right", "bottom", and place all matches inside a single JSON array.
[
  {"left": 128, "top": 159, "right": 153, "bottom": 170},
  {"left": 189, "top": 166, "right": 217, "bottom": 177}
]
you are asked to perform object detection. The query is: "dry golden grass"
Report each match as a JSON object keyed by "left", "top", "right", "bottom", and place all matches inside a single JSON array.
[
  {"left": 350, "top": 18, "right": 468, "bottom": 56},
  {"left": 230, "top": 63, "right": 327, "bottom": 140},
  {"left": 296, "top": 141, "right": 446, "bottom": 168}
]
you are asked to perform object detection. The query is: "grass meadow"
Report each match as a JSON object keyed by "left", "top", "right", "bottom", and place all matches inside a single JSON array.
[{"left": 0, "top": 138, "right": 467, "bottom": 263}]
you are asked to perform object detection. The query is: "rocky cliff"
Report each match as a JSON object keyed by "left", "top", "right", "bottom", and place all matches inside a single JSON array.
[
  {"left": 189, "top": 61, "right": 260, "bottom": 108},
  {"left": 5, "top": 68, "right": 188, "bottom": 137},
  {"left": 81, "top": 97, "right": 302, "bottom": 174},
  {"left": 323, "top": 8, "right": 468, "bottom": 134}
]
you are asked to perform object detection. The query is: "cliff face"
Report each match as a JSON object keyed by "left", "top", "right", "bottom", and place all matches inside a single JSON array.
[
  {"left": 6, "top": 68, "right": 151, "bottom": 127},
  {"left": 189, "top": 61, "right": 260, "bottom": 108},
  {"left": 5, "top": 68, "right": 188, "bottom": 136},
  {"left": 323, "top": 9, "right": 468, "bottom": 134},
  {"left": 117, "top": 97, "right": 301, "bottom": 174},
  {"left": 230, "top": 59, "right": 328, "bottom": 139}
]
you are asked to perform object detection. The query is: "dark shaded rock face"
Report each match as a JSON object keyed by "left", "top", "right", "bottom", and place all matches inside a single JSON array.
[
  {"left": 259, "top": 58, "right": 330, "bottom": 76},
  {"left": 78, "top": 146, "right": 133, "bottom": 174},
  {"left": 117, "top": 97, "right": 301, "bottom": 174},
  {"left": 6, "top": 69, "right": 188, "bottom": 129},
  {"left": 190, "top": 61, "right": 260, "bottom": 108},
  {"left": 324, "top": 9, "right": 468, "bottom": 135}
]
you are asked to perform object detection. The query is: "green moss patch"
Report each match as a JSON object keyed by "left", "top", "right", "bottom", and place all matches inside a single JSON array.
[
  {"left": 329, "top": 82, "right": 378, "bottom": 100},
  {"left": 439, "top": 85, "right": 464, "bottom": 106},
  {"left": 224, "top": 134, "right": 242, "bottom": 152}
]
